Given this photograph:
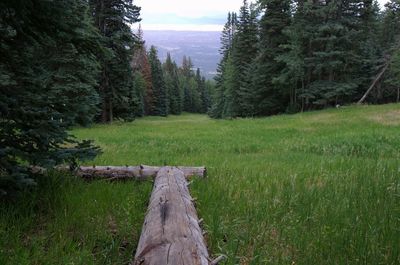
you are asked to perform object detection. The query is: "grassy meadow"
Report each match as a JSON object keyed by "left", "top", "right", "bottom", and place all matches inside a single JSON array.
[{"left": 1, "top": 104, "right": 399, "bottom": 264}]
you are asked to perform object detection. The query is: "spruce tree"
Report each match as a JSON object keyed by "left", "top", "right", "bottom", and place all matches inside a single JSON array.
[
  {"left": 210, "top": 12, "right": 238, "bottom": 118},
  {"left": 0, "top": 0, "right": 100, "bottom": 192},
  {"left": 164, "top": 53, "right": 182, "bottom": 115},
  {"left": 221, "top": 55, "right": 239, "bottom": 117},
  {"left": 247, "top": 0, "right": 291, "bottom": 116},
  {"left": 131, "top": 24, "right": 155, "bottom": 115},
  {"left": 89, "top": 0, "right": 141, "bottom": 122},
  {"left": 235, "top": 1, "right": 259, "bottom": 116},
  {"left": 132, "top": 72, "right": 146, "bottom": 117},
  {"left": 149, "top": 46, "right": 168, "bottom": 116},
  {"left": 228, "top": 0, "right": 259, "bottom": 117},
  {"left": 380, "top": 0, "right": 400, "bottom": 102}
]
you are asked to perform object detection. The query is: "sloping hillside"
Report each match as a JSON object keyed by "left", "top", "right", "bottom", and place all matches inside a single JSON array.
[{"left": 2, "top": 104, "right": 399, "bottom": 264}]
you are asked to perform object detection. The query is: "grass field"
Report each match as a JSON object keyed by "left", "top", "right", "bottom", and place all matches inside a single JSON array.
[{"left": 1, "top": 104, "right": 399, "bottom": 264}]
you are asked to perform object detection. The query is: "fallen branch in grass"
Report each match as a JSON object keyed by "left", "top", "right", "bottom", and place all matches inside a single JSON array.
[{"left": 211, "top": 255, "right": 227, "bottom": 265}]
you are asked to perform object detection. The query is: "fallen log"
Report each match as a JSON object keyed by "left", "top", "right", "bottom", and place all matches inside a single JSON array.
[
  {"left": 31, "top": 165, "right": 206, "bottom": 180},
  {"left": 133, "top": 167, "right": 209, "bottom": 265},
  {"left": 358, "top": 61, "right": 390, "bottom": 104}
]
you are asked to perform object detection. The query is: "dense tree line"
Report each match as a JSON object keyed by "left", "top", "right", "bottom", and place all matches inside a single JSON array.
[
  {"left": 0, "top": 0, "right": 211, "bottom": 192},
  {"left": 131, "top": 27, "right": 212, "bottom": 117},
  {"left": 211, "top": 0, "right": 400, "bottom": 118}
]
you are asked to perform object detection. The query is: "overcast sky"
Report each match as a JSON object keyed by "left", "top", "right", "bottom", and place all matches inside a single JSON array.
[{"left": 135, "top": 0, "right": 390, "bottom": 31}]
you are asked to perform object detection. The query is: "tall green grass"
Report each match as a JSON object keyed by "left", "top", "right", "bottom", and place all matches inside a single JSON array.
[
  {"left": 0, "top": 174, "right": 151, "bottom": 264},
  {"left": 1, "top": 104, "right": 399, "bottom": 264}
]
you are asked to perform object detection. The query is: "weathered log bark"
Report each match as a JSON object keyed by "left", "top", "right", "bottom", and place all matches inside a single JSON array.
[
  {"left": 133, "top": 167, "right": 210, "bottom": 265},
  {"left": 31, "top": 165, "right": 206, "bottom": 180}
]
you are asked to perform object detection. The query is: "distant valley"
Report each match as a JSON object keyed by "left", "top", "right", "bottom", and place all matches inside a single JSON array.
[{"left": 142, "top": 30, "right": 221, "bottom": 79}]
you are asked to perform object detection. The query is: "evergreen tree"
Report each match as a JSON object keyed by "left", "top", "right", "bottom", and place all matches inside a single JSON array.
[
  {"left": 131, "top": 24, "right": 155, "bottom": 115},
  {"left": 180, "top": 56, "right": 195, "bottom": 112},
  {"left": 164, "top": 53, "right": 182, "bottom": 115},
  {"left": 205, "top": 80, "right": 215, "bottom": 111},
  {"left": 149, "top": 46, "right": 168, "bottom": 116},
  {"left": 89, "top": 0, "right": 141, "bottom": 122},
  {"left": 380, "top": 0, "right": 400, "bottom": 102},
  {"left": 132, "top": 72, "right": 146, "bottom": 116},
  {"left": 227, "top": 0, "right": 259, "bottom": 117},
  {"left": 200, "top": 76, "right": 211, "bottom": 113},
  {"left": 298, "top": 1, "right": 367, "bottom": 107},
  {"left": 247, "top": 0, "right": 291, "bottom": 116},
  {"left": 387, "top": 49, "right": 400, "bottom": 102},
  {"left": 235, "top": 1, "right": 260, "bottom": 116},
  {"left": 0, "top": 0, "right": 100, "bottom": 192},
  {"left": 210, "top": 12, "right": 238, "bottom": 118},
  {"left": 221, "top": 55, "right": 239, "bottom": 117}
]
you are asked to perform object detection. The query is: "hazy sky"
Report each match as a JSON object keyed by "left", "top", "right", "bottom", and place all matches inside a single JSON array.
[{"left": 135, "top": 0, "right": 390, "bottom": 31}]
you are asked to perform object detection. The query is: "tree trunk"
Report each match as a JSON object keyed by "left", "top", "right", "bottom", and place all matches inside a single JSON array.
[
  {"left": 358, "top": 62, "right": 390, "bottom": 104},
  {"left": 31, "top": 165, "right": 207, "bottom": 180},
  {"left": 75, "top": 165, "right": 206, "bottom": 180},
  {"left": 397, "top": 87, "right": 399, "bottom": 103},
  {"left": 109, "top": 99, "right": 113, "bottom": 123},
  {"left": 133, "top": 167, "right": 210, "bottom": 265}
]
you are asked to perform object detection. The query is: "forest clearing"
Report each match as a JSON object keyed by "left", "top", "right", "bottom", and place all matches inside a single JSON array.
[{"left": 1, "top": 104, "right": 399, "bottom": 264}]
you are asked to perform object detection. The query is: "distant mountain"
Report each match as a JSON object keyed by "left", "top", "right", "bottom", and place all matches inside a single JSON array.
[{"left": 142, "top": 30, "right": 221, "bottom": 79}]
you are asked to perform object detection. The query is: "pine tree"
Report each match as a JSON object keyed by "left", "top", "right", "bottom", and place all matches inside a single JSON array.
[
  {"left": 235, "top": 1, "right": 259, "bottom": 116},
  {"left": 149, "top": 46, "right": 168, "bottom": 116},
  {"left": 200, "top": 76, "right": 211, "bottom": 113},
  {"left": 131, "top": 24, "right": 155, "bottom": 115},
  {"left": 164, "top": 53, "right": 182, "bottom": 115},
  {"left": 246, "top": 0, "right": 291, "bottom": 116},
  {"left": 227, "top": 0, "right": 259, "bottom": 117},
  {"left": 380, "top": 0, "right": 400, "bottom": 102},
  {"left": 210, "top": 12, "right": 238, "bottom": 118},
  {"left": 89, "top": 0, "right": 141, "bottom": 122},
  {"left": 132, "top": 72, "right": 146, "bottom": 116},
  {"left": 180, "top": 56, "right": 196, "bottom": 112},
  {"left": 0, "top": 0, "right": 100, "bottom": 192},
  {"left": 221, "top": 54, "right": 238, "bottom": 117}
]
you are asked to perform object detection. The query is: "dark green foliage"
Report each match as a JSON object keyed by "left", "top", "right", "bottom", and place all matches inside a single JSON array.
[
  {"left": 132, "top": 45, "right": 210, "bottom": 116},
  {"left": 89, "top": 0, "right": 141, "bottom": 122},
  {"left": 149, "top": 46, "right": 168, "bottom": 116},
  {"left": 0, "top": 0, "right": 101, "bottom": 192},
  {"left": 378, "top": 0, "right": 400, "bottom": 102},
  {"left": 196, "top": 69, "right": 210, "bottom": 113},
  {"left": 164, "top": 53, "right": 182, "bottom": 115},
  {"left": 210, "top": 12, "right": 238, "bottom": 118},
  {"left": 235, "top": 1, "right": 259, "bottom": 116},
  {"left": 248, "top": 0, "right": 291, "bottom": 115},
  {"left": 131, "top": 25, "right": 155, "bottom": 116},
  {"left": 210, "top": 0, "right": 400, "bottom": 119},
  {"left": 132, "top": 72, "right": 146, "bottom": 117}
]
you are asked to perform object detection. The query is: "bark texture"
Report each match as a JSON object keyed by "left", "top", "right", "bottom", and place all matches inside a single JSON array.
[
  {"left": 31, "top": 165, "right": 206, "bottom": 180},
  {"left": 133, "top": 167, "right": 209, "bottom": 265}
]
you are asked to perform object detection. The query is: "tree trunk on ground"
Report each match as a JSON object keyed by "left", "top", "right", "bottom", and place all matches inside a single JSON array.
[
  {"left": 133, "top": 167, "right": 209, "bottom": 265},
  {"left": 75, "top": 165, "right": 206, "bottom": 180},
  {"left": 31, "top": 165, "right": 207, "bottom": 180}
]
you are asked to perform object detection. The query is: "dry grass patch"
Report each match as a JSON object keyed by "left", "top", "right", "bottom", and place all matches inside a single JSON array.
[{"left": 368, "top": 109, "right": 400, "bottom": 125}]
